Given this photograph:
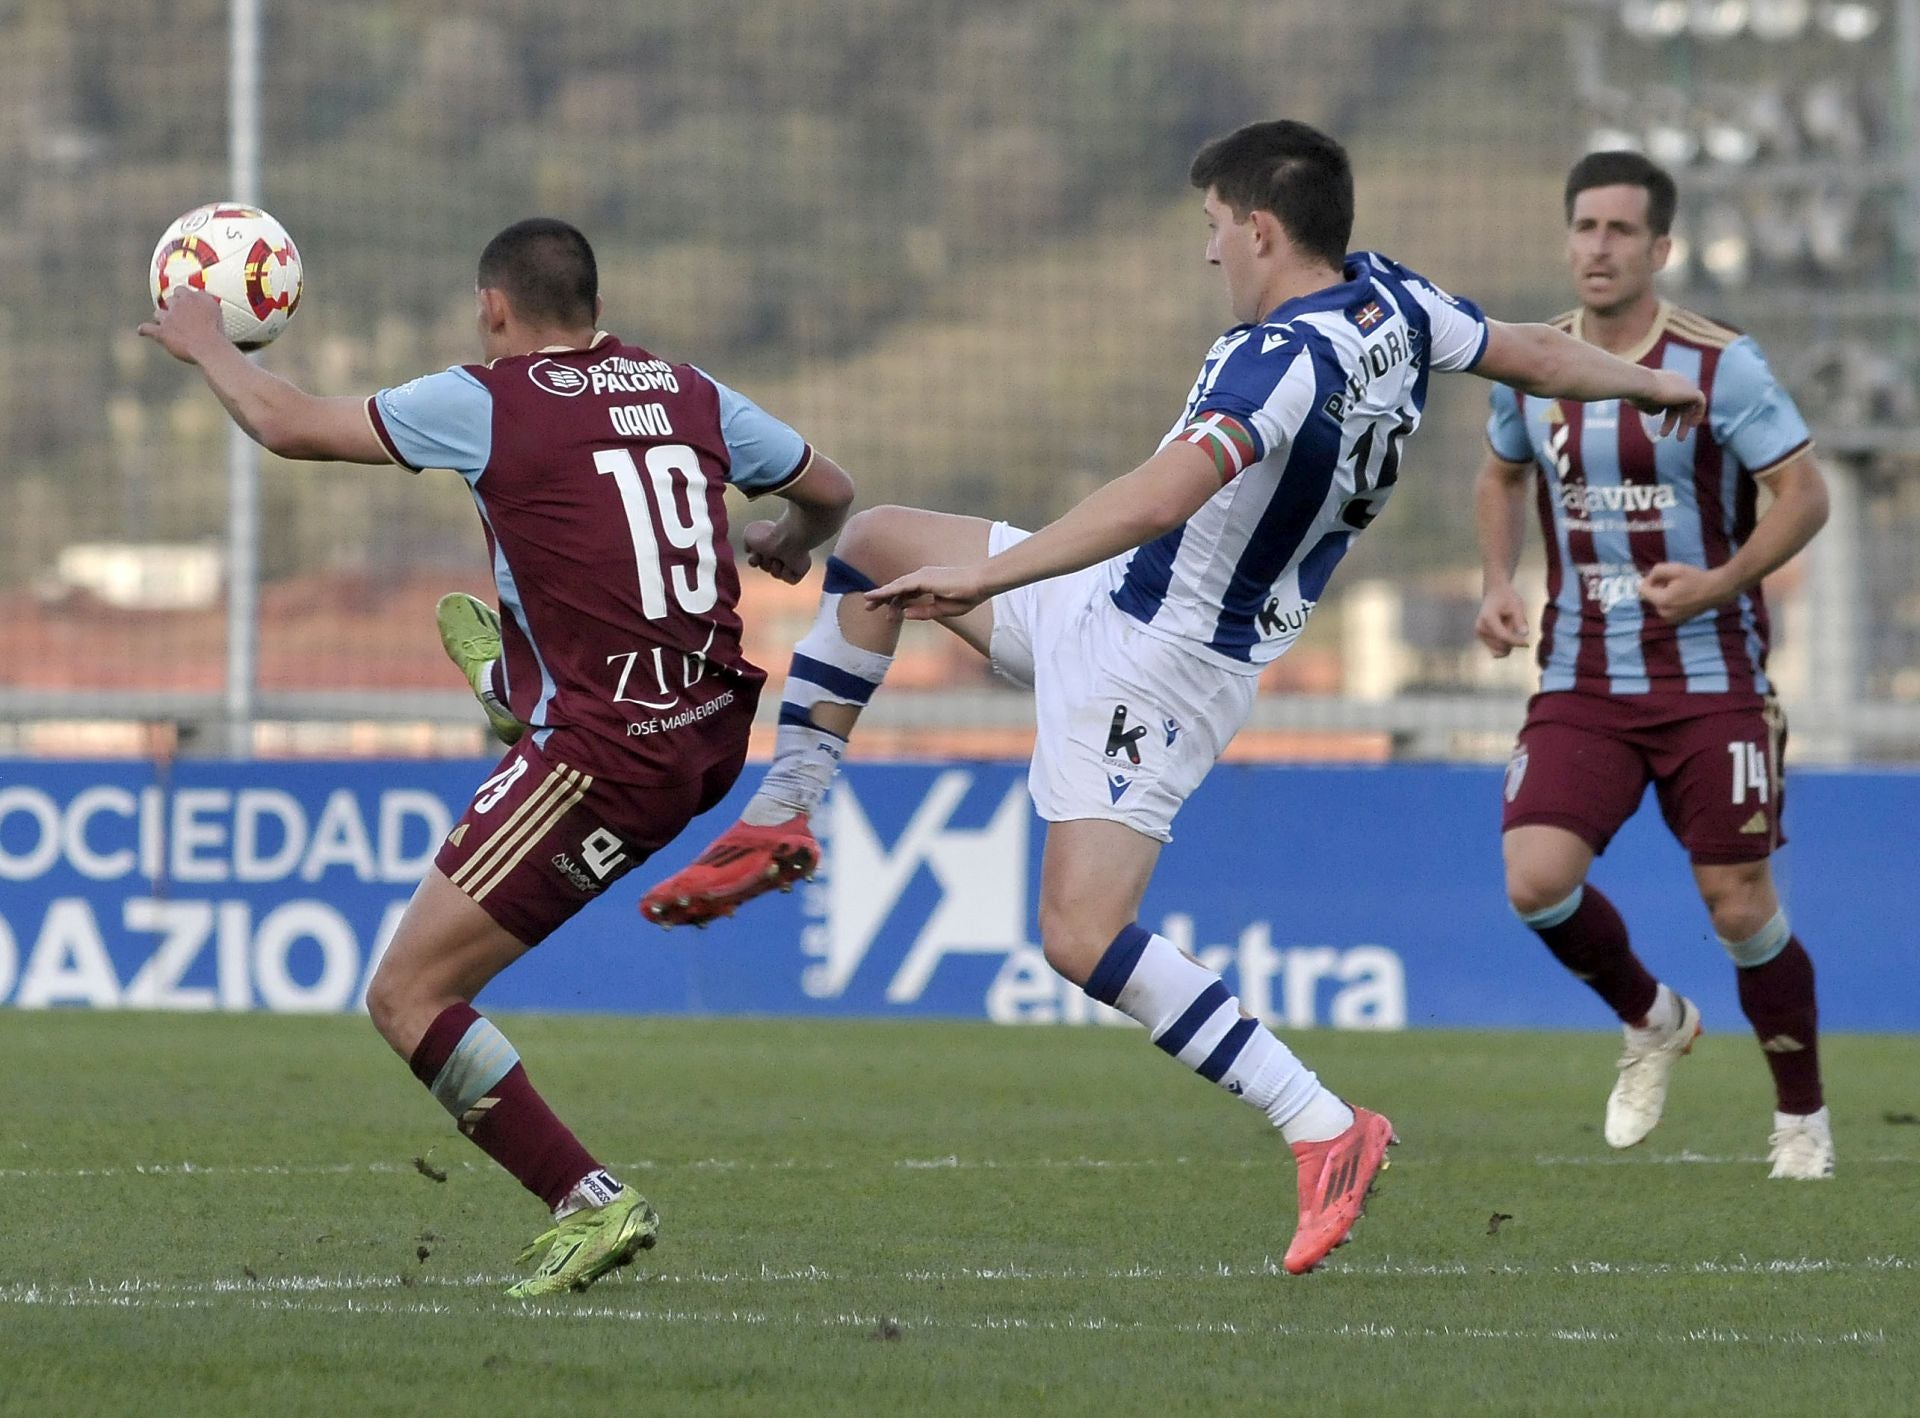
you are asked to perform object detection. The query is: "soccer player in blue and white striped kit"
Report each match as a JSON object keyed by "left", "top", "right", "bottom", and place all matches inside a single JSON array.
[{"left": 646, "top": 120, "right": 1707, "bottom": 1272}]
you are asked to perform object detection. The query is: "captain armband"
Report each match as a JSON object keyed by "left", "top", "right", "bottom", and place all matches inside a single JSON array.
[{"left": 1177, "top": 412, "right": 1259, "bottom": 483}]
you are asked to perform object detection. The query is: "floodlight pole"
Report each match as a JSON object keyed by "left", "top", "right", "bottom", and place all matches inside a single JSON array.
[
  {"left": 1902, "top": 0, "right": 1920, "bottom": 286},
  {"left": 225, "top": 0, "right": 262, "bottom": 759}
]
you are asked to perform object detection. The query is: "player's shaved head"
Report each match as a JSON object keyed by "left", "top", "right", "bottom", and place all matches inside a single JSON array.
[
  {"left": 477, "top": 218, "right": 598, "bottom": 328},
  {"left": 1189, "top": 120, "right": 1353, "bottom": 269},
  {"left": 1565, "top": 151, "right": 1677, "bottom": 236}
]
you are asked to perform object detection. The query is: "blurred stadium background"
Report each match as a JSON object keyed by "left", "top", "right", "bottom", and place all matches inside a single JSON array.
[{"left": 0, "top": 0, "right": 1916, "bottom": 764}]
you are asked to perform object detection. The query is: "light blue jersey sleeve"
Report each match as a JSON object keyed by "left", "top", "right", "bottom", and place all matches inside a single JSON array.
[
  {"left": 1710, "top": 336, "right": 1812, "bottom": 474},
  {"left": 699, "top": 370, "right": 812, "bottom": 496},
  {"left": 1486, "top": 384, "right": 1534, "bottom": 463},
  {"left": 366, "top": 367, "right": 493, "bottom": 482}
]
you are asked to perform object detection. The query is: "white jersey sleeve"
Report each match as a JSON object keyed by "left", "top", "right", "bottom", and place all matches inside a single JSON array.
[{"left": 1364, "top": 254, "right": 1489, "bottom": 373}]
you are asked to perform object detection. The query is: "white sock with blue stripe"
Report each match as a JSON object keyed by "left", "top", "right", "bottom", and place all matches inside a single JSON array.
[
  {"left": 744, "top": 558, "right": 893, "bottom": 827},
  {"left": 1085, "top": 924, "right": 1355, "bottom": 1144}
]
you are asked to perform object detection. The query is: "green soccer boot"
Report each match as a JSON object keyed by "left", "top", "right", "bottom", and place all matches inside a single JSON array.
[
  {"left": 436, "top": 591, "right": 524, "bottom": 746},
  {"left": 507, "top": 1185, "right": 660, "bottom": 1299}
]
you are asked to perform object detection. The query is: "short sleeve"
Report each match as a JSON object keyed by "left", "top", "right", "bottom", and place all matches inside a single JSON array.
[
  {"left": 1403, "top": 275, "right": 1489, "bottom": 373},
  {"left": 701, "top": 371, "right": 812, "bottom": 497},
  {"left": 365, "top": 367, "right": 493, "bottom": 480},
  {"left": 1192, "top": 329, "right": 1334, "bottom": 468},
  {"left": 1710, "top": 336, "right": 1812, "bottom": 475},
  {"left": 1486, "top": 384, "right": 1534, "bottom": 463}
]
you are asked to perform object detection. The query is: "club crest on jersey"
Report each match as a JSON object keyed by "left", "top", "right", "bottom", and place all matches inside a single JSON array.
[
  {"left": 1348, "top": 300, "right": 1387, "bottom": 332},
  {"left": 527, "top": 358, "right": 588, "bottom": 397}
]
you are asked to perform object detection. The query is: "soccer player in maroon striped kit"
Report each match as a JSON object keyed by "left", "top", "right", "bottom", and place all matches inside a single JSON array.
[
  {"left": 141, "top": 219, "right": 856, "bottom": 1290},
  {"left": 1473, "top": 152, "right": 1833, "bottom": 1178}
]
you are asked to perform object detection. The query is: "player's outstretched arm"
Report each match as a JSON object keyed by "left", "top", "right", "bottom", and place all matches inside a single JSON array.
[
  {"left": 138, "top": 288, "right": 387, "bottom": 463},
  {"left": 865, "top": 440, "right": 1220, "bottom": 618},
  {"left": 1475, "top": 320, "right": 1706, "bottom": 438},
  {"left": 740, "top": 453, "right": 856, "bottom": 584},
  {"left": 1642, "top": 452, "right": 1829, "bottom": 623},
  {"left": 1473, "top": 449, "right": 1535, "bottom": 658}
]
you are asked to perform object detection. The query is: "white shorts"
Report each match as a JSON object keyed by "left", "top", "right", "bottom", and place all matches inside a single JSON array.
[{"left": 987, "top": 522, "right": 1257, "bottom": 843}]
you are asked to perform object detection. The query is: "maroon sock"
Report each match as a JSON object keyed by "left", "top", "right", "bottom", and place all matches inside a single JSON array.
[
  {"left": 1529, "top": 885, "right": 1660, "bottom": 1025},
  {"left": 1736, "top": 937, "right": 1823, "bottom": 1114},
  {"left": 408, "top": 1003, "right": 603, "bottom": 1210}
]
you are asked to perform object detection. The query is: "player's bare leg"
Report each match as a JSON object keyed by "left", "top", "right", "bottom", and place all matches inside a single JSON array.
[
  {"left": 1504, "top": 825, "right": 1700, "bottom": 1147},
  {"left": 1694, "top": 859, "right": 1830, "bottom": 1178},
  {"left": 1040, "top": 818, "right": 1395, "bottom": 1274},
  {"left": 368, "top": 870, "right": 659, "bottom": 1295},
  {"left": 642, "top": 507, "right": 996, "bottom": 926}
]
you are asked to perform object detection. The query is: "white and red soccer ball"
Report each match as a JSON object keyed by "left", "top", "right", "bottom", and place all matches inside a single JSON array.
[{"left": 150, "top": 203, "right": 304, "bottom": 349}]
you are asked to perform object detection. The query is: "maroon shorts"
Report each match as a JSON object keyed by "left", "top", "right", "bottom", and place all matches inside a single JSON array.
[
  {"left": 1501, "top": 691, "right": 1787, "bottom": 865},
  {"left": 436, "top": 733, "right": 743, "bottom": 946}
]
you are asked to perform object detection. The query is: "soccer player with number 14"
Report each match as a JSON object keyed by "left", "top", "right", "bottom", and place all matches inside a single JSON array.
[{"left": 1475, "top": 152, "right": 1833, "bottom": 1179}]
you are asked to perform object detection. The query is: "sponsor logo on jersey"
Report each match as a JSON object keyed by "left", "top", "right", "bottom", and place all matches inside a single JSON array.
[
  {"left": 550, "top": 852, "right": 600, "bottom": 895},
  {"left": 528, "top": 358, "right": 588, "bottom": 397},
  {"left": 1258, "top": 598, "right": 1315, "bottom": 639},
  {"left": 1577, "top": 568, "right": 1643, "bottom": 613},
  {"left": 588, "top": 355, "right": 681, "bottom": 396},
  {"left": 1107, "top": 773, "right": 1134, "bottom": 803},
  {"left": 1104, "top": 705, "right": 1147, "bottom": 766},
  {"left": 624, "top": 687, "right": 738, "bottom": 737},
  {"left": 1557, "top": 481, "right": 1678, "bottom": 514},
  {"left": 1164, "top": 718, "right": 1180, "bottom": 747}
]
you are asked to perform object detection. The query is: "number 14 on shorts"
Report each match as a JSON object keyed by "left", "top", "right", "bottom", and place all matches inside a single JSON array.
[{"left": 1729, "top": 740, "right": 1770, "bottom": 805}]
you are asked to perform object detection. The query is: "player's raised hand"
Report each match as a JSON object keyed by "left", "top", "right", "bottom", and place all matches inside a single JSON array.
[
  {"left": 1628, "top": 369, "right": 1707, "bottom": 438},
  {"left": 742, "top": 520, "right": 812, "bottom": 584},
  {"left": 137, "top": 287, "right": 229, "bottom": 365},
  {"left": 864, "top": 564, "right": 988, "bottom": 620},
  {"left": 1474, "top": 584, "right": 1531, "bottom": 658},
  {"left": 1641, "top": 561, "right": 1732, "bottom": 623}
]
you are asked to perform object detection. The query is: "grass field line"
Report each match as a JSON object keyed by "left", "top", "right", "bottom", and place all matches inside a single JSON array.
[
  {"left": 0, "top": 1282, "right": 1893, "bottom": 1349},
  {"left": 4, "top": 1251, "right": 1908, "bottom": 1309},
  {"left": 4, "top": 1151, "right": 1913, "bottom": 1184}
]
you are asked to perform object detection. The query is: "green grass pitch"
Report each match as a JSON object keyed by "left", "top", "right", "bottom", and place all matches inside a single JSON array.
[{"left": 2, "top": 1012, "right": 1914, "bottom": 1416}]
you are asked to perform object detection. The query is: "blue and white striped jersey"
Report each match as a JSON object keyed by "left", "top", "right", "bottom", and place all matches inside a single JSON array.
[{"left": 1109, "top": 252, "right": 1489, "bottom": 670}]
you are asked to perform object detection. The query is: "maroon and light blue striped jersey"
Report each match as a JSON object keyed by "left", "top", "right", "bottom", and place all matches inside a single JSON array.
[
  {"left": 366, "top": 334, "right": 813, "bottom": 783},
  {"left": 1487, "top": 303, "right": 1811, "bottom": 703}
]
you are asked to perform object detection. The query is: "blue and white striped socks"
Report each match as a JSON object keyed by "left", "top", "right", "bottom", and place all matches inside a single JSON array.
[
  {"left": 1085, "top": 924, "right": 1355, "bottom": 1144},
  {"left": 743, "top": 557, "right": 893, "bottom": 827}
]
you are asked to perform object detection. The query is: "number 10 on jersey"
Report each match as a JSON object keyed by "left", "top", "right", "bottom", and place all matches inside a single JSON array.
[{"left": 595, "top": 444, "right": 719, "bottom": 620}]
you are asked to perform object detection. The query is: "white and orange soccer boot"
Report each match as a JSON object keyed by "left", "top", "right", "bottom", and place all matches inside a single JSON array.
[
  {"left": 639, "top": 814, "right": 819, "bottom": 927},
  {"left": 1282, "top": 1105, "right": 1397, "bottom": 1275}
]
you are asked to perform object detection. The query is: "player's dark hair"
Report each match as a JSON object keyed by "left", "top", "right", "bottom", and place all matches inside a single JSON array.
[
  {"left": 1564, "top": 151, "right": 1678, "bottom": 237},
  {"left": 476, "top": 218, "right": 598, "bottom": 327},
  {"left": 1188, "top": 120, "right": 1354, "bottom": 269}
]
